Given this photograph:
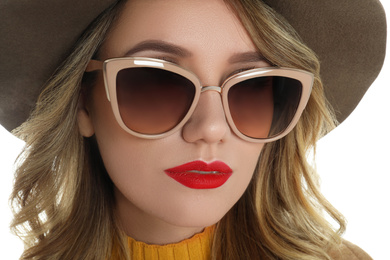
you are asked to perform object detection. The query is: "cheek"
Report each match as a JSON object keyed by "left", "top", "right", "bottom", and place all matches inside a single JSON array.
[
  {"left": 89, "top": 81, "right": 160, "bottom": 189},
  {"left": 225, "top": 143, "right": 263, "bottom": 204}
]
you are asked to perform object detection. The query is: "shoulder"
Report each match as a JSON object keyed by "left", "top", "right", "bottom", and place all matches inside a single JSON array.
[{"left": 328, "top": 240, "right": 372, "bottom": 260}]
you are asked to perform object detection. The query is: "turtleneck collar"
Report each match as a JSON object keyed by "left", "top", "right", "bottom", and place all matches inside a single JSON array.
[{"left": 126, "top": 226, "right": 214, "bottom": 260}]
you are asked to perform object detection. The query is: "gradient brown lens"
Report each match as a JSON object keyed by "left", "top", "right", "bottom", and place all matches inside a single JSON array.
[
  {"left": 116, "top": 67, "right": 196, "bottom": 134},
  {"left": 228, "top": 76, "right": 302, "bottom": 139}
]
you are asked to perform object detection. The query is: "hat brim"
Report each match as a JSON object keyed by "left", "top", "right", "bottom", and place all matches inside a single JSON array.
[{"left": 0, "top": 0, "right": 387, "bottom": 131}]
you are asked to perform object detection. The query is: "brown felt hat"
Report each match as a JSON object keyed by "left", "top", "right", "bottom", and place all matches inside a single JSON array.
[{"left": 0, "top": 0, "right": 387, "bottom": 131}]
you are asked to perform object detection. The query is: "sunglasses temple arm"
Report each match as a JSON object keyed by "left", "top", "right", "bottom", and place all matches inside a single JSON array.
[{"left": 85, "top": 60, "right": 103, "bottom": 72}]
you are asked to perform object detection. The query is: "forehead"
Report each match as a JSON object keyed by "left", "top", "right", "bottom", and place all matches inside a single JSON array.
[{"left": 100, "top": 0, "right": 257, "bottom": 59}]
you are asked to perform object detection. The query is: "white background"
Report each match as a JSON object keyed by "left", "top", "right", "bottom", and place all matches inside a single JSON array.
[{"left": 1, "top": 2, "right": 389, "bottom": 259}]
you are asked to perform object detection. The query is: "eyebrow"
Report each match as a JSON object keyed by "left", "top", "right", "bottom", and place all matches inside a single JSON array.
[
  {"left": 124, "top": 40, "right": 266, "bottom": 64},
  {"left": 124, "top": 40, "right": 192, "bottom": 57},
  {"left": 228, "top": 51, "right": 266, "bottom": 64}
]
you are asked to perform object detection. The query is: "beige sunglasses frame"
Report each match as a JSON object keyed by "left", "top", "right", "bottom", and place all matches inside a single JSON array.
[{"left": 86, "top": 57, "right": 313, "bottom": 143}]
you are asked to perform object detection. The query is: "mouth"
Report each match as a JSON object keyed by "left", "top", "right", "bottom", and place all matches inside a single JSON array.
[{"left": 164, "top": 160, "right": 233, "bottom": 189}]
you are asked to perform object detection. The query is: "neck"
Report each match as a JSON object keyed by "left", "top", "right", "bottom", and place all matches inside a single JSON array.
[{"left": 115, "top": 188, "right": 204, "bottom": 245}]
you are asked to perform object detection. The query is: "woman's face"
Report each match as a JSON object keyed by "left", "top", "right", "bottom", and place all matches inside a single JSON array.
[{"left": 78, "top": 0, "right": 269, "bottom": 244}]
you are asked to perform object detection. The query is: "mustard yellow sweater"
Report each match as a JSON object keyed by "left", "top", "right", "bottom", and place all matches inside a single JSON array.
[
  {"left": 113, "top": 226, "right": 372, "bottom": 260},
  {"left": 123, "top": 226, "right": 213, "bottom": 260}
]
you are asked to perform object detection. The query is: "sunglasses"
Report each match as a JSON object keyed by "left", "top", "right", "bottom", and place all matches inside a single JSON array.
[{"left": 85, "top": 57, "right": 313, "bottom": 143}]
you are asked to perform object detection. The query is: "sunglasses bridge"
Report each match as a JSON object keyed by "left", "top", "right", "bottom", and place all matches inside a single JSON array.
[{"left": 201, "top": 86, "right": 222, "bottom": 93}]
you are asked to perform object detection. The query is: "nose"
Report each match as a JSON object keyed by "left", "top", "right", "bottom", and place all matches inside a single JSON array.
[{"left": 182, "top": 88, "right": 229, "bottom": 144}]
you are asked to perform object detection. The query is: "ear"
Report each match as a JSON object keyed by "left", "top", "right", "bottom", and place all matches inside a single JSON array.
[{"left": 77, "top": 93, "right": 95, "bottom": 137}]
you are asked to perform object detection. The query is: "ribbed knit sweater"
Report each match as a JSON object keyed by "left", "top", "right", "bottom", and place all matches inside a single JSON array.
[
  {"left": 112, "top": 225, "right": 372, "bottom": 260},
  {"left": 120, "top": 226, "right": 213, "bottom": 260}
]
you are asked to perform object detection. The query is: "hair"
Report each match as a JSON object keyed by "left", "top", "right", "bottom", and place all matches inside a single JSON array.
[{"left": 10, "top": 0, "right": 346, "bottom": 259}]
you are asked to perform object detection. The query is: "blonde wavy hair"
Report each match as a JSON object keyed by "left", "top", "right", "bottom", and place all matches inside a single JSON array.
[{"left": 10, "top": 0, "right": 346, "bottom": 259}]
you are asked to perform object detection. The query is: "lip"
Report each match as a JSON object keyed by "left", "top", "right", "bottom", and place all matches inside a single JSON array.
[{"left": 164, "top": 160, "right": 233, "bottom": 189}]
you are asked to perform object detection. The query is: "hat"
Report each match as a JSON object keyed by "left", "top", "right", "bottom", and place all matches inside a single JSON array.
[{"left": 0, "top": 0, "right": 387, "bottom": 131}]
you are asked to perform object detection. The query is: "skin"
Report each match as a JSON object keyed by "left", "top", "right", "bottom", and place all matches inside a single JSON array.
[{"left": 78, "top": 0, "right": 269, "bottom": 245}]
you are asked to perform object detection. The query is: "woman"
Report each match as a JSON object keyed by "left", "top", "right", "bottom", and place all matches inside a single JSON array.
[{"left": 0, "top": 0, "right": 386, "bottom": 259}]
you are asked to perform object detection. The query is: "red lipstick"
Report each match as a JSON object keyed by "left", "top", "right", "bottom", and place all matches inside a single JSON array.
[{"left": 164, "top": 160, "right": 233, "bottom": 189}]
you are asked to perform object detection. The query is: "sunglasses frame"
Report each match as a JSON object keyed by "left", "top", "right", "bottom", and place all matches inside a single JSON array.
[{"left": 86, "top": 57, "right": 313, "bottom": 143}]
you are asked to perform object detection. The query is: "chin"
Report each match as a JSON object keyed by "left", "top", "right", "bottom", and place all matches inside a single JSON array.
[{"left": 156, "top": 196, "right": 235, "bottom": 229}]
